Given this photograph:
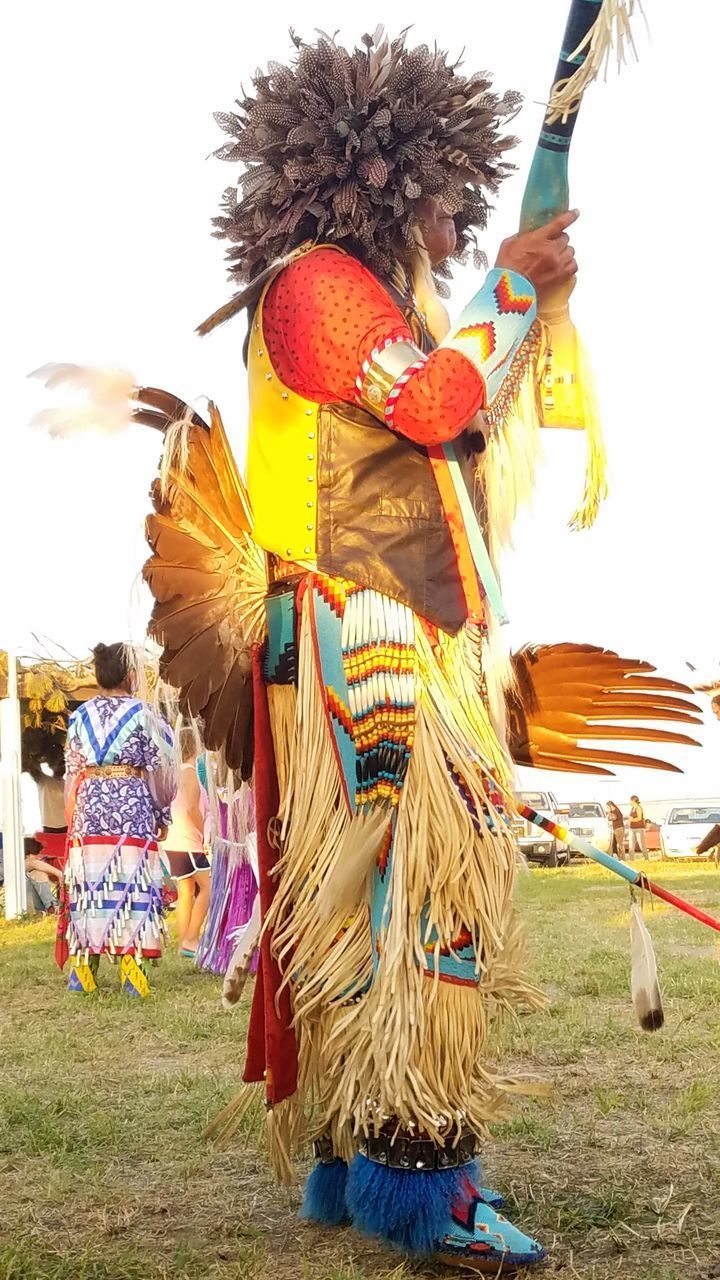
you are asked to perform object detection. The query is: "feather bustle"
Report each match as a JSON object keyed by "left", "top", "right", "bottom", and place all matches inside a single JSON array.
[{"left": 508, "top": 643, "right": 701, "bottom": 775}]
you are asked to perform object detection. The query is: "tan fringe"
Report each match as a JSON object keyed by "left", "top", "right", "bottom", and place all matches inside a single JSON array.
[
  {"left": 316, "top": 807, "right": 390, "bottom": 920},
  {"left": 159, "top": 414, "right": 194, "bottom": 500},
  {"left": 267, "top": 1097, "right": 306, "bottom": 1186},
  {"left": 203, "top": 1082, "right": 262, "bottom": 1147},
  {"left": 546, "top": 0, "right": 642, "bottom": 125},
  {"left": 260, "top": 593, "right": 545, "bottom": 1165}
]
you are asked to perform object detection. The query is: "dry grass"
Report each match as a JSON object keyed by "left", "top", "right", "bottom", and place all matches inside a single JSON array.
[{"left": 2, "top": 859, "right": 720, "bottom": 1279}]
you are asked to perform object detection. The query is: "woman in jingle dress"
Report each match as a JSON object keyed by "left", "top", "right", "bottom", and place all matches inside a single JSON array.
[{"left": 60, "top": 642, "right": 176, "bottom": 996}]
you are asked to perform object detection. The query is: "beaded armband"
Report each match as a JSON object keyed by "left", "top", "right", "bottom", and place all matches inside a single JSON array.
[
  {"left": 443, "top": 268, "right": 537, "bottom": 408},
  {"left": 355, "top": 336, "right": 427, "bottom": 427}
]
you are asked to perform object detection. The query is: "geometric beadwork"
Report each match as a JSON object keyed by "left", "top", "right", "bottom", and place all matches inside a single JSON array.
[
  {"left": 67, "top": 960, "right": 98, "bottom": 994},
  {"left": 454, "top": 320, "right": 496, "bottom": 360},
  {"left": 119, "top": 954, "right": 150, "bottom": 998},
  {"left": 493, "top": 271, "right": 534, "bottom": 316}
]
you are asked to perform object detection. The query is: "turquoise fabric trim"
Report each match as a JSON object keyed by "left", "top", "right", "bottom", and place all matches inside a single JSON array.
[
  {"left": 539, "top": 129, "right": 572, "bottom": 148},
  {"left": 310, "top": 586, "right": 357, "bottom": 814},
  {"left": 263, "top": 589, "right": 296, "bottom": 683}
]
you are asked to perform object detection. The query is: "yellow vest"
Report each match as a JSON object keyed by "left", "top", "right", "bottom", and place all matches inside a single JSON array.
[
  {"left": 244, "top": 247, "right": 480, "bottom": 635},
  {"left": 246, "top": 250, "right": 344, "bottom": 565}
]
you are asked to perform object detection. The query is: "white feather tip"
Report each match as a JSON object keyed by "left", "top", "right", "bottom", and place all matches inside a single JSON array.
[
  {"left": 630, "top": 900, "right": 664, "bottom": 1032},
  {"left": 29, "top": 363, "right": 136, "bottom": 439}
]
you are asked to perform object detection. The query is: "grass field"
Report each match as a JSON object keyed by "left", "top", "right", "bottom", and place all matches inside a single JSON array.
[{"left": 2, "top": 860, "right": 720, "bottom": 1280}]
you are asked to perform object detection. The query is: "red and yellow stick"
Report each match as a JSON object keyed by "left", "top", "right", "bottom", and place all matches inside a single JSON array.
[{"left": 517, "top": 803, "right": 720, "bottom": 935}]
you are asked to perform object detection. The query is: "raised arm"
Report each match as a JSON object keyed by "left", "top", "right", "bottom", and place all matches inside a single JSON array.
[{"left": 262, "top": 249, "right": 536, "bottom": 446}]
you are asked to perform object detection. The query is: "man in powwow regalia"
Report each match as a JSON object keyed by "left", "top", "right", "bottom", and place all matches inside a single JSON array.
[
  {"left": 109, "top": 23, "right": 697, "bottom": 1274},
  {"left": 197, "top": 30, "right": 576, "bottom": 1270}
]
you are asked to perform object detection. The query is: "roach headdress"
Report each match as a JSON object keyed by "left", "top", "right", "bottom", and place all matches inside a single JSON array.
[{"left": 210, "top": 27, "right": 521, "bottom": 290}]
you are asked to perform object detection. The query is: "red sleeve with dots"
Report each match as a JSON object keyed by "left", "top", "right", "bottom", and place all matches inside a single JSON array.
[{"left": 261, "top": 248, "right": 485, "bottom": 446}]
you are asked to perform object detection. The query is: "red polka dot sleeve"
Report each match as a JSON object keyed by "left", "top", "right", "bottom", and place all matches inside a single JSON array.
[{"left": 261, "top": 248, "right": 485, "bottom": 446}]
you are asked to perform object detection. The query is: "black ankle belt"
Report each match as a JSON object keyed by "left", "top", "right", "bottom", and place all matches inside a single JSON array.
[
  {"left": 359, "top": 1130, "right": 479, "bottom": 1172},
  {"left": 314, "top": 1135, "right": 337, "bottom": 1165}
]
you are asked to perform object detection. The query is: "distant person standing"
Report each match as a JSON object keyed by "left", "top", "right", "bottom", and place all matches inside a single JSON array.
[
  {"left": 161, "top": 730, "right": 211, "bottom": 960},
  {"left": 606, "top": 802, "right": 626, "bottom": 857},
  {"left": 61, "top": 642, "right": 176, "bottom": 996},
  {"left": 34, "top": 759, "right": 68, "bottom": 834},
  {"left": 627, "top": 795, "right": 647, "bottom": 859}
]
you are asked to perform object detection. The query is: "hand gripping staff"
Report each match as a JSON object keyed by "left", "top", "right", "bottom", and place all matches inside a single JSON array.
[{"left": 438, "top": 0, "right": 642, "bottom": 632}]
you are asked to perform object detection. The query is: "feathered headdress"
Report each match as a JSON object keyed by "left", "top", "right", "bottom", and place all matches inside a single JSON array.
[{"left": 207, "top": 27, "right": 521, "bottom": 311}]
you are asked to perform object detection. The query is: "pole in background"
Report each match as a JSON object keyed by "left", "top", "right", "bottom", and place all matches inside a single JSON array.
[{"left": 1, "top": 647, "right": 26, "bottom": 919}]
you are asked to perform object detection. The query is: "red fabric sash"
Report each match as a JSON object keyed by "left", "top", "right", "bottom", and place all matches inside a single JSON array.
[
  {"left": 54, "top": 837, "right": 71, "bottom": 969},
  {"left": 243, "top": 648, "right": 299, "bottom": 1105}
]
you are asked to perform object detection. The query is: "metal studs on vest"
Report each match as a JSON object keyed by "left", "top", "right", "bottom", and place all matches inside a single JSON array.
[
  {"left": 281, "top": 392, "right": 289, "bottom": 400},
  {"left": 265, "top": 372, "right": 272, "bottom": 381}
]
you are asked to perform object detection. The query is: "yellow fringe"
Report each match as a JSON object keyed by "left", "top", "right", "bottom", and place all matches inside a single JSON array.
[
  {"left": 567, "top": 332, "right": 609, "bottom": 531},
  {"left": 483, "top": 311, "right": 607, "bottom": 533}
]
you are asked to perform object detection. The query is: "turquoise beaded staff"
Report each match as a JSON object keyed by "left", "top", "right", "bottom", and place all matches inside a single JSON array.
[{"left": 518, "top": 0, "right": 641, "bottom": 529}]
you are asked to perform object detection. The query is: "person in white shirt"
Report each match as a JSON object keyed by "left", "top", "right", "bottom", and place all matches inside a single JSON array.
[{"left": 35, "top": 759, "right": 68, "bottom": 833}]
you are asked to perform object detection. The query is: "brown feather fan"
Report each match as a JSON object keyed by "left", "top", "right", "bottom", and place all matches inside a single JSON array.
[
  {"left": 139, "top": 389, "right": 266, "bottom": 779},
  {"left": 507, "top": 643, "right": 702, "bottom": 776}
]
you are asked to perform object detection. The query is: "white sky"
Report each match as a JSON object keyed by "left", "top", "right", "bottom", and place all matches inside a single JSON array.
[{"left": 5, "top": 0, "right": 720, "bottom": 812}]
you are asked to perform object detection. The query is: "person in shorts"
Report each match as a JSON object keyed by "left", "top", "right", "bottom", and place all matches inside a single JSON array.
[{"left": 162, "top": 730, "right": 210, "bottom": 958}]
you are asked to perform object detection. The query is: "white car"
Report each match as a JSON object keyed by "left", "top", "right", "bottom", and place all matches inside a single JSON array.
[
  {"left": 659, "top": 804, "right": 720, "bottom": 860},
  {"left": 511, "top": 790, "right": 568, "bottom": 867},
  {"left": 560, "top": 802, "right": 610, "bottom": 855}
]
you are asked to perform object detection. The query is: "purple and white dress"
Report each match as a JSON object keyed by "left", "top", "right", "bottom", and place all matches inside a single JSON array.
[{"left": 62, "top": 696, "right": 176, "bottom": 960}]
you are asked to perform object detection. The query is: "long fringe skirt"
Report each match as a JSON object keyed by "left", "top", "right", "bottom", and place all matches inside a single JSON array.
[
  {"left": 265, "top": 574, "right": 544, "bottom": 1164},
  {"left": 63, "top": 835, "right": 165, "bottom": 959}
]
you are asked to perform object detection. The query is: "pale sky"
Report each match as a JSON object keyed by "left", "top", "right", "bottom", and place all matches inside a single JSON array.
[{"left": 5, "top": 1, "right": 720, "bottom": 810}]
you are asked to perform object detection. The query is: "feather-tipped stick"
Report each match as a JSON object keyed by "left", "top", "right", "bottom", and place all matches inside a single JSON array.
[
  {"left": 30, "top": 364, "right": 136, "bottom": 438},
  {"left": 630, "top": 900, "right": 664, "bottom": 1032},
  {"left": 222, "top": 897, "right": 261, "bottom": 1009}
]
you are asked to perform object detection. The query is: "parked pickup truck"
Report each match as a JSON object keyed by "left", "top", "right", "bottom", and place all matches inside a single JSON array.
[{"left": 511, "top": 790, "right": 569, "bottom": 867}]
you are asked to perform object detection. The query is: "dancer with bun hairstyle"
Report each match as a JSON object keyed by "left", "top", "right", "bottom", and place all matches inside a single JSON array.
[{"left": 59, "top": 643, "right": 176, "bottom": 996}]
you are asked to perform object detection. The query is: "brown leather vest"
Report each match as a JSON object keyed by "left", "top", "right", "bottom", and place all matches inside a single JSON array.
[
  {"left": 315, "top": 400, "right": 484, "bottom": 634},
  {"left": 248, "top": 259, "right": 486, "bottom": 635}
]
